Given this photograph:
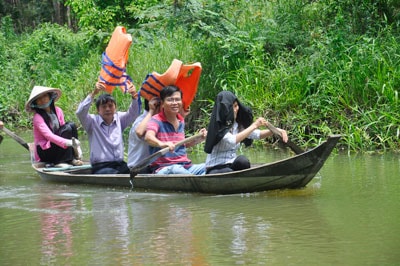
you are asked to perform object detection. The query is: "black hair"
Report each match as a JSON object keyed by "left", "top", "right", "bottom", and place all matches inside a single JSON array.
[
  {"left": 160, "top": 85, "right": 182, "bottom": 101},
  {"left": 96, "top": 94, "right": 116, "bottom": 109}
]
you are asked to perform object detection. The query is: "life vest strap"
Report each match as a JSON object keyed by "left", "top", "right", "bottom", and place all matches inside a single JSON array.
[
  {"left": 99, "top": 52, "right": 133, "bottom": 93},
  {"left": 139, "top": 74, "right": 165, "bottom": 99}
]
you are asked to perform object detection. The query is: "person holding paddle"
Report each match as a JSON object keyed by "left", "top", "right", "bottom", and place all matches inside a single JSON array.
[
  {"left": 127, "top": 96, "right": 193, "bottom": 174},
  {"left": 204, "top": 91, "right": 288, "bottom": 174},
  {"left": 144, "top": 85, "right": 207, "bottom": 175},
  {"left": 25, "top": 86, "right": 83, "bottom": 166},
  {"left": 76, "top": 81, "right": 139, "bottom": 174}
]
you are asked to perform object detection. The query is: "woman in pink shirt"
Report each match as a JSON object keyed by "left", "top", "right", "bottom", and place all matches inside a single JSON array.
[{"left": 25, "top": 86, "right": 82, "bottom": 166}]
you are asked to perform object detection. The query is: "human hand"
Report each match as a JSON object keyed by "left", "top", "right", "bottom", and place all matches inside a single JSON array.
[
  {"left": 65, "top": 139, "right": 73, "bottom": 147},
  {"left": 65, "top": 138, "right": 81, "bottom": 147},
  {"left": 127, "top": 83, "right": 138, "bottom": 100},
  {"left": 279, "top": 129, "right": 288, "bottom": 143},
  {"left": 0, "top": 121, "right": 3, "bottom": 130},
  {"left": 160, "top": 141, "right": 175, "bottom": 152},
  {"left": 192, "top": 128, "right": 208, "bottom": 145},
  {"left": 253, "top": 117, "right": 267, "bottom": 129},
  {"left": 149, "top": 97, "right": 161, "bottom": 114},
  {"left": 92, "top": 82, "right": 105, "bottom": 97},
  {"left": 199, "top": 128, "right": 207, "bottom": 139}
]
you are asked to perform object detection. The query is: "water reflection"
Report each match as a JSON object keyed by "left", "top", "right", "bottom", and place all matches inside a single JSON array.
[
  {"left": 1, "top": 133, "right": 400, "bottom": 265},
  {"left": 90, "top": 191, "right": 131, "bottom": 265},
  {"left": 39, "top": 192, "right": 77, "bottom": 264}
]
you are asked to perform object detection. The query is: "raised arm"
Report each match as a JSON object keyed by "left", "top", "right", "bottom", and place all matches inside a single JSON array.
[{"left": 136, "top": 97, "right": 160, "bottom": 138}]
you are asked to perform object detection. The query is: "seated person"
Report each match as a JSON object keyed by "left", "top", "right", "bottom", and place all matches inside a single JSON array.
[
  {"left": 76, "top": 81, "right": 139, "bottom": 174},
  {"left": 204, "top": 91, "right": 288, "bottom": 174},
  {"left": 25, "top": 86, "right": 82, "bottom": 166},
  {"left": 144, "top": 85, "right": 207, "bottom": 175},
  {"left": 128, "top": 97, "right": 160, "bottom": 174}
]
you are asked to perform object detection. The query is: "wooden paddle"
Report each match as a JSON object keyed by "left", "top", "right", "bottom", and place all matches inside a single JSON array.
[
  {"left": 1, "top": 126, "right": 30, "bottom": 151},
  {"left": 130, "top": 132, "right": 203, "bottom": 176},
  {"left": 266, "top": 122, "right": 304, "bottom": 155}
]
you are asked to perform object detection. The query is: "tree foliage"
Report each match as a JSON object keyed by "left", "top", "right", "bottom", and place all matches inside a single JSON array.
[{"left": 1, "top": 0, "right": 400, "bottom": 152}]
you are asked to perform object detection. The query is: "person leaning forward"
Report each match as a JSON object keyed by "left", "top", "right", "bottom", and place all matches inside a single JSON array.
[{"left": 76, "top": 81, "right": 140, "bottom": 174}]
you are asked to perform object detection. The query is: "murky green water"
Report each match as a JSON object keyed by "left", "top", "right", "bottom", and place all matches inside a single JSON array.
[{"left": 0, "top": 133, "right": 399, "bottom": 265}]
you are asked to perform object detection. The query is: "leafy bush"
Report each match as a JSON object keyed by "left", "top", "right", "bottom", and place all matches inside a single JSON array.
[{"left": 1, "top": 0, "right": 400, "bottom": 152}]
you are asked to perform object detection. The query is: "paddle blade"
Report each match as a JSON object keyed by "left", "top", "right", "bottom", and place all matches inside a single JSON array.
[{"left": 266, "top": 122, "right": 304, "bottom": 155}]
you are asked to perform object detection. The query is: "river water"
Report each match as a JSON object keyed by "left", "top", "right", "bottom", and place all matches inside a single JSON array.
[{"left": 0, "top": 133, "right": 399, "bottom": 265}]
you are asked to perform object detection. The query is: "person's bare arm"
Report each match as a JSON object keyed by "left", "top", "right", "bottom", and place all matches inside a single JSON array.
[
  {"left": 235, "top": 117, "right": 267, "bottom": 143},
  {"left": 144, "top": 130, "right": 175, "bottom": 151},
  {"left": 185, "top": 128, "right": 207, "bottom": 148},
  {"left": 136, "top": 98, "right": 160, "bottom": 138}
]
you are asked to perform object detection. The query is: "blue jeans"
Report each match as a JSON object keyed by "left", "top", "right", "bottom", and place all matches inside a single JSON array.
[{"left": 156, "top": 163, "right": 206, "bottom": 175}]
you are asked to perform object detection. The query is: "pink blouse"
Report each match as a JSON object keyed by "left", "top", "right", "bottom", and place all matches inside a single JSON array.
[{"left": 32, "top": 106, "right": 69, "bottom": 162}]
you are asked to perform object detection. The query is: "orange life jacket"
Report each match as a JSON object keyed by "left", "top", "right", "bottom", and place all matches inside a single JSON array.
[
  {"left": 139, "top": 59, "right": 202, "bottom": 110},
  {"left": 98, "top": 26, "right": 133, "bottom": 93}
]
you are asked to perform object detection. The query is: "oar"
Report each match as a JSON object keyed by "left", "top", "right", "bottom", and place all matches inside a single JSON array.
[
  {"left": 1, "top": 126, "right": 30, "bottom": 151},
  {"left": 130, "top": 132, "right": 203, "bottom": 176},
  {"left": 266, "top": 122, "right": 304, "bottom": 155}
]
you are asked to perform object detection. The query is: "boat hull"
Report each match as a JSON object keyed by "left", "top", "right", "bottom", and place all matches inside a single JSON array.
[{"left": 35, "top": 135, "right": 341, "bottom": 194}]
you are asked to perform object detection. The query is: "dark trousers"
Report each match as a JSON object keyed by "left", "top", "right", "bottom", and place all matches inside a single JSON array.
[
  {"left": 37, "top": 122, "right": 78, "bottom": 164},
  {"left": 92, "top": 161, "right": 130, "bottom": 174},
  {"left": 206, "top": 155, "right": 250, "bottom": 174}
]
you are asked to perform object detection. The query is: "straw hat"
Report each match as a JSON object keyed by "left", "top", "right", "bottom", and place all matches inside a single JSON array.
[{"left": 25, "top": 86, "right": 62, "bottom": 112}]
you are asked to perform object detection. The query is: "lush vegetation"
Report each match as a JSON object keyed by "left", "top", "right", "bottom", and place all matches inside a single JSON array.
[{"left": 1, "top": 0, "right": 400, "bottom": 153}]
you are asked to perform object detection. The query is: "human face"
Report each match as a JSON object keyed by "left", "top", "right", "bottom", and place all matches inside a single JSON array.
[
  {"left": 162, "top": 92, "right": 182, "bottom": 114},
  {"left": 233, "top": 101, "right": 239, "bottom": 120},
  {"left": 35, "top": 93, "right": 51, "bottom": 111},
  {"left": 98, "top": 101, "right": 116, "bottom": 124}
]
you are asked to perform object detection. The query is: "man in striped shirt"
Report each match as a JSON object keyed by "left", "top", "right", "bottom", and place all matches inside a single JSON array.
[{"left": 144, "top": 85, "right": 207, "bottom": 175}]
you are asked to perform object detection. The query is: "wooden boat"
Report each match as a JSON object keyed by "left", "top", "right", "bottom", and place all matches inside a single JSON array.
[{"left": 33, "top": 134, "right": 341, "bottom": 194}]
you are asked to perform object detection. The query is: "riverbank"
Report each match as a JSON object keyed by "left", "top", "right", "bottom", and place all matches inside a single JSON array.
[{"left": 0, "top": 1, "right": 399, "bottom": 152}]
